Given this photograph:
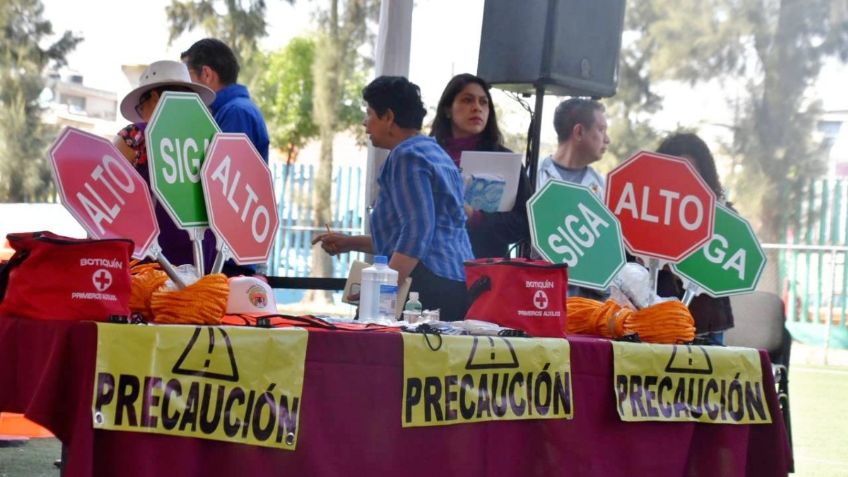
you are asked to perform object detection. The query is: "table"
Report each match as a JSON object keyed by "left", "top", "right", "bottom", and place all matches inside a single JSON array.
[{"left": 0, "top": 316, "right": 792, "bottom": 476}]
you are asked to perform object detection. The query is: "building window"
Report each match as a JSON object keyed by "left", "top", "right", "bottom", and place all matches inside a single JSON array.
[{"left": 61, "top": 94, "right": 86, "bottom": 114}]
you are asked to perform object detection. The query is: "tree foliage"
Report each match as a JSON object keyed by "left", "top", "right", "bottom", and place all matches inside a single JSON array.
[
  {"left": 610, "top": 0, "right": 848, "bottom": 242},
  {"left": 166, "top": 0, "right": 376, "bottom": 289},
  {"left": 306, "top": 0, "right": 377, "bottom": 300},
  {"left": 253, "top": 33, "right": 366, "bottom": 165},
  {"left": 603, "top": 1, "right": 663, "bottom": 170},
  {"left": 166, "top": 0, "right": 281, "bottom": 65},
  {"left": 253, "top": 37, "right": 319, "bottom": 164},
  {"left": 0, "top": 0, "right": 81, "bottom": 202}
]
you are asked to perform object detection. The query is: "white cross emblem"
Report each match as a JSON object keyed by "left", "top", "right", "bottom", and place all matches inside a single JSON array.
[
  {"left": 533, "top": 290, "right": 549, "bottom": 310},
  {"left": 92, "top": 269, "right": 113, "bottom": 292}
]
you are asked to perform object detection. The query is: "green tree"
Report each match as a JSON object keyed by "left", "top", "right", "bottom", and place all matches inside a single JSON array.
[
  {"left": 166, "top": 0, "right": 303, "bottom": 88},
  {"left": 166, "top": 0, "right": 279, "bottom": 66},
  {"left": 306, "top": 0, "right": 377, "bottom": 303},
  {"left": 613, "top": 0, "right": 848, "bottom": 244},
  {"left": 0, "top": 0, "right": 81, "bottom": 202},
  {"left": 253, "top": 37, "right": 318, "bottom": 164},
  {"left": 603, "top": 6, "right": 663, "bottom": 174},
  {"left": 168, "top": 1, "right": 375, "bottom": 292}
]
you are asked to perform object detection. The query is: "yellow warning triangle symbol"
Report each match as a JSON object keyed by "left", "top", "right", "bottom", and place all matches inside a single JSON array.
[
  {"left": 465, "top": 336, "right": 520, "bottom": 370},
  {"left": 172, "top": 327, "right": 240, "bottom": 381},
  {"left": 664, "top": 344, "right": 713, "bottom": 375}
]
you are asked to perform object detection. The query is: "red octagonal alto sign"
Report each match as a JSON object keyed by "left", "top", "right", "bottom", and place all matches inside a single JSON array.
[
  {"left": 49, "top": 127, "right": 159, "bottom": 259},
  {"left": 605, "top": 151, "right": 716, "bottom": 262},
  {"left": 201, "top": 133, "right": 279, "bottom": 264}
]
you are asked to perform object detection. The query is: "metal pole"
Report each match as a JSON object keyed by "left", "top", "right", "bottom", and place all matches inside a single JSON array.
[
  {"left": 647, "top": 257, "right": 660, "bottom": 295},
  {"left": 527, "top": 0, "right": 559, "bottom": 194},
  {"left": 363, "top": 0, "right": 413, "bottom": 238},
  {"left": 526, "top": 85, "right": 545, "bottom": 192},
  {"left": 824, "top": 248, "right": 837, "bottom": 365},
  {"left": 761, "top": 243, "right": 848, "bottom": 252}
]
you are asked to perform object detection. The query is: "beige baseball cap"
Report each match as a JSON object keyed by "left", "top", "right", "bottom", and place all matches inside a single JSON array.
[{"left": 226, "top": 276, "right": 277, "bottom": 314}]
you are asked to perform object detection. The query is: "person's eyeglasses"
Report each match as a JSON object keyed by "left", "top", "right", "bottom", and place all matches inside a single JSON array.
[{"left": 134, "top": 91, "right": 154, "bottom": 118}]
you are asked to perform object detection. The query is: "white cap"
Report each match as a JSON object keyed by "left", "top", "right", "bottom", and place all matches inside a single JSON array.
[{"left": 226, "top": 276, "right": 277, "bottom": 314}]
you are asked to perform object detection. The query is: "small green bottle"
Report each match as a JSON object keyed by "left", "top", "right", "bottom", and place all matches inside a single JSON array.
[{"left": 404, "top": 292, "right": 423, "bottom": 312}]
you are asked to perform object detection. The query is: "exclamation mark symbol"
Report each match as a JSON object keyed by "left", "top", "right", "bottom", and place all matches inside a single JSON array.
[
  {"left": 488, "top": 337, "right": 496, "bottom": 361},
  {"left": 686, "top": 344, "right": 693, "bottom": 366},
  {"left": 204, "top": 328, "right": 215, "bottom": 368}
]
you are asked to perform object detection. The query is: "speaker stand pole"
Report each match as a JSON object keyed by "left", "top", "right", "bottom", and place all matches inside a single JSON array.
[
  {"left": 527, "top": 0, "right": 557, "bottom": 195},
  {"left": 518, "top": 84, "right": 546, "bottom": 259},
  {"left": 527, "top": 84, "right": 546, "bottom": 195}
]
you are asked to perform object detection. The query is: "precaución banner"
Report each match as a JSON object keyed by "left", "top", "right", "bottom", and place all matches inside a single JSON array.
[
  {"left": 92, "top": 324, "right": 308, "bottom": 450},
  {"left": 612, "top": 342, "right": 771, "bottom": 425},
  {"left": 402, "top": 333, "right": 572, "bottom": 428}
]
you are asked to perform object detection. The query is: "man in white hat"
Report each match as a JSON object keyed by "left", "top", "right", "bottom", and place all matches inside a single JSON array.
[{"left": 112, "top": 60, "right": 217, "bottom": 271}]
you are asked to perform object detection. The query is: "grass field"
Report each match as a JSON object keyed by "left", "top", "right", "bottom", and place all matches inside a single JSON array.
[
  {"left": 0, "top": 438, "right": 60, "bottom": 477},
  {"left": 787, "top": 363, "right": 848, "bottom": 476},
  {"left": 1, "top": 351, "right": 846, "bottom": 476}
]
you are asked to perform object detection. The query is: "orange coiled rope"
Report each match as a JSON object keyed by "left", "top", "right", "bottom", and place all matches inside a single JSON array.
[
  {"left": 627, "top": 300, "right": 696, "bottom": 344},
  {"left": 567, "top": 297, "right": 631, "bottom": 338},
  {"left": 129, "top": 261, "right": 229, "bottom": 325},
  {"left": 151, "top": 273, "right": 229, "bottom": 325},
  {"left": 567, "top": 297, "right": 695, "bottom": 344},
  {"left": 129, "top": 262, "right": 169, "bottom": 321}
]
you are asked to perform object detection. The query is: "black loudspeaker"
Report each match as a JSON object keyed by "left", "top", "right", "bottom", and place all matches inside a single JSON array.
[{"left": 477, "top": 0, "right": 626, "bottom": 98}]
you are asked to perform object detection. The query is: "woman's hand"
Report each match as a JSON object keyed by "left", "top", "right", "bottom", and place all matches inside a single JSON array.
[
  {"left": 464, "top": 204, "right": 475, "bottom": 218},
  {"left": 311, "top": 233, "right": 374, "bottom": 256},
  {"left": 311, "top": 233, "right": 349, "bottom": 256},
  {"left": 112, "top": 135, "right": 137, "bottom": 166}
]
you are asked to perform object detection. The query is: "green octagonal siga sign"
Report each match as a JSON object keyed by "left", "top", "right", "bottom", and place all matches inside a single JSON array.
[
  {"left": 146, "top": 91, "right": 220, "bottom": 228},
  {"left": 672, "top": 204, "right": 766, "bottom": 297},
  {"left": 527, "top": 179, "right": 626, "bottom": 290}
]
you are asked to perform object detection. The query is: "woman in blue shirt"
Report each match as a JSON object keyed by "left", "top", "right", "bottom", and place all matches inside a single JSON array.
[{"left": 313, "top": 76, "right": 473, "bottom": 321}]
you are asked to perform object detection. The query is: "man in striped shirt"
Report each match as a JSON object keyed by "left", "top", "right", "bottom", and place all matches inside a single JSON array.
[{"left": 313, "top": 76, "right": 473, "bottom": 321}]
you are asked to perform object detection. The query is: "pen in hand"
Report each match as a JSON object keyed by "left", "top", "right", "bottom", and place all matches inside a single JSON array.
[{"left": 324, "top": 223, "right": 339, "bottom": 255}]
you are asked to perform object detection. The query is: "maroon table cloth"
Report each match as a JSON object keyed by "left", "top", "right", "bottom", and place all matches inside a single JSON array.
[{"left": 0, "top": 315, "right": 792, "bottom": 476}]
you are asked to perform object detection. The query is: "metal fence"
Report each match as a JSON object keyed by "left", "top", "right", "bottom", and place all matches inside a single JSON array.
[
  {"left": 267, "top": 163, "right": 366, "bottom": 281},
  {"left": 764, "top": 244, "right": 848, "bottom": 351},
  {"left": 261, "top": 169, "right": 848, "bottom": 349},
  {"left": 775, "top": 177, "right": 848, "bottom": 350}
]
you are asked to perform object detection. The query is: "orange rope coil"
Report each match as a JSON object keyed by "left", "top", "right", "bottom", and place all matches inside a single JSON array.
[
  {"left": 151, "top": 273, "right": 229, "bottom": 325},
  {"left": 129, "top": 261, "right": 229, "bottom": 325},
  {"left": 567, "top": 297, "right": 695, "bottom": 344},
  {"left": 627, "top": 300, "right": 696, "bottom": 344},
  {"left": 129, "top": 262, "right": 169, "bottom": 321}
]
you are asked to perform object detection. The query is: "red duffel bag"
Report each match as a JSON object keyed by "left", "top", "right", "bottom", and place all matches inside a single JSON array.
[
  {"left": 0, "top": 231, "right": 133, "bottom": 321},
  {"left": 464, "top": 258, "right": 568, "bottom": 338}
]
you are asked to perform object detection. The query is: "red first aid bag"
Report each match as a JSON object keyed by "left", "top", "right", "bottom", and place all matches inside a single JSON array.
[
  {"left": 0, "top": 231, "right": 133, "bottom": 321},
  {"left": 464, "top": 258, "right": 568, "bottom": 338}
]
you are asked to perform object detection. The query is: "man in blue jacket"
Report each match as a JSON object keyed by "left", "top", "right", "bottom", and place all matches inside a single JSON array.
[
  {"left": 182, "top": 38, "right": 270, "bottom": 276},
  {"left": 181, "top": 38, "right": 270, "bottom": 162}
]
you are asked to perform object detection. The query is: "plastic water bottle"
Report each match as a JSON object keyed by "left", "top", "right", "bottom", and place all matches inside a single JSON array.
[
  {"left": 359, "top": 256, "right": 399, "bottom": 323},
  {"left": 402, "top": 291, "right": 424, "bottom": 323},
  {"left": 404, "top": 292, "right": 423, "bottom": 312}
]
